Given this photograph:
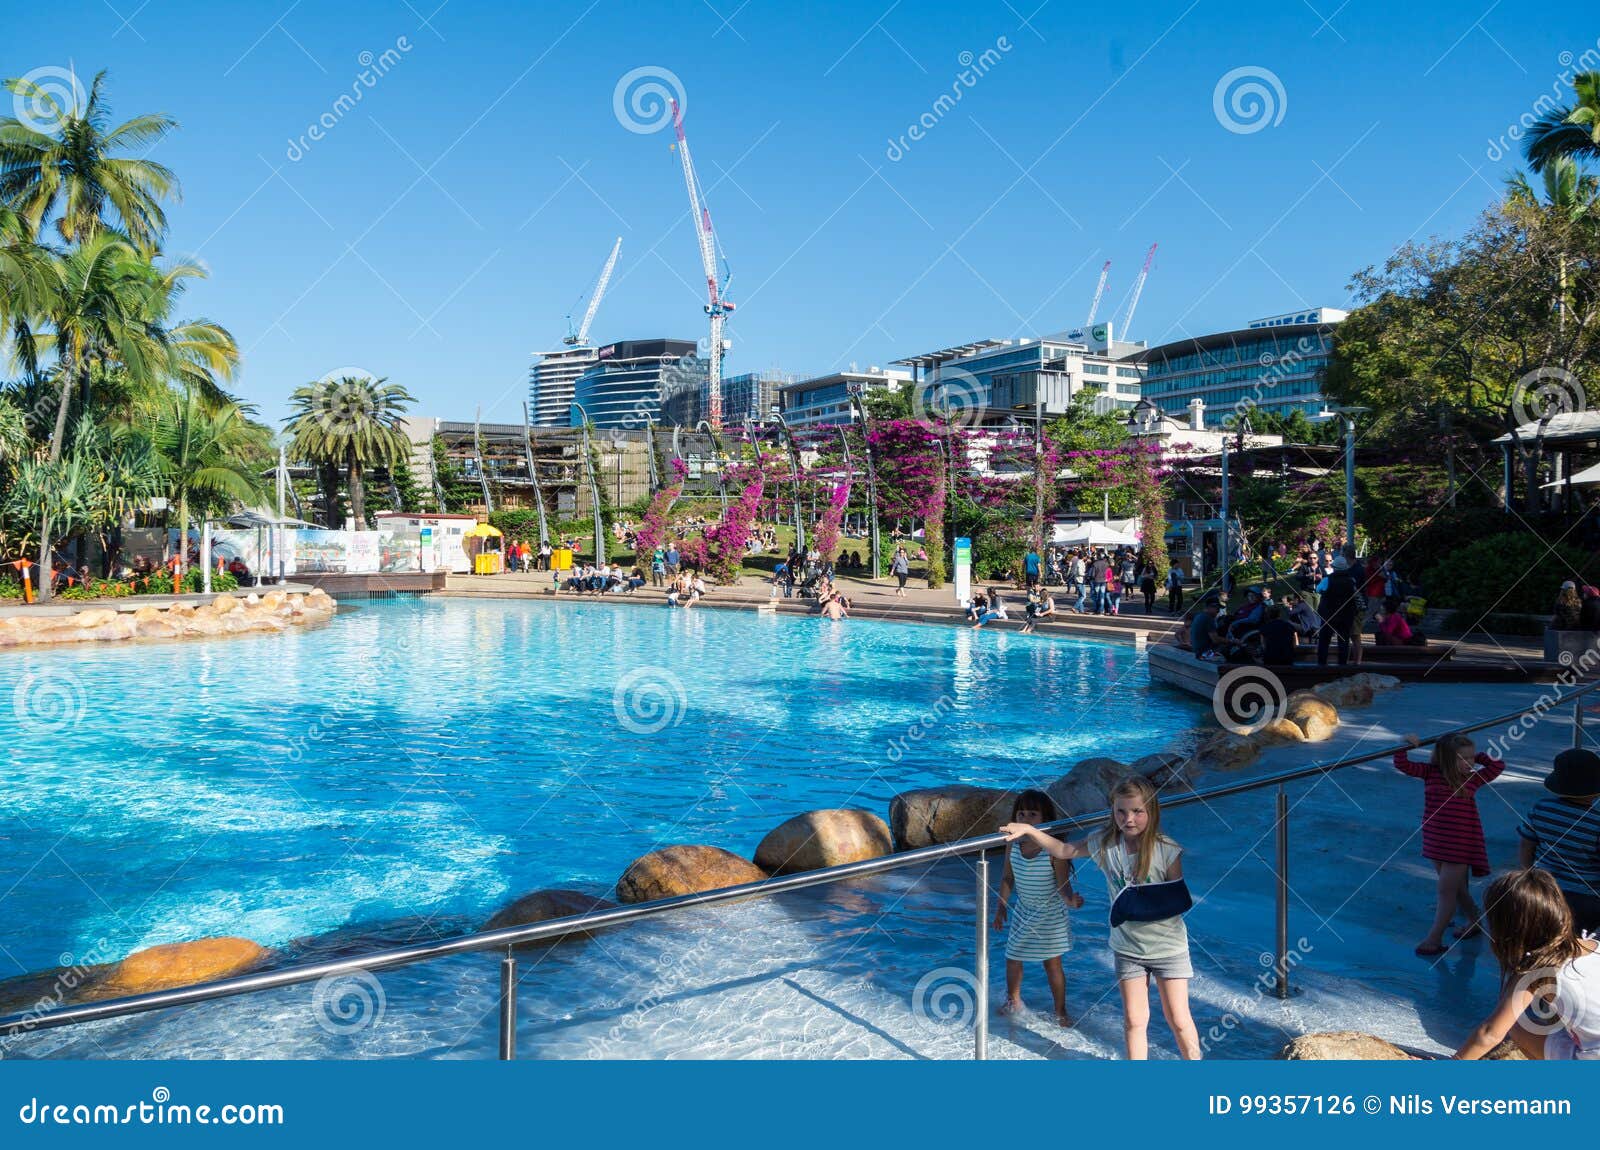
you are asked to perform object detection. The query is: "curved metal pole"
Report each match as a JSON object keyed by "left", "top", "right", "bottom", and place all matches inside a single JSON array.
[
  {"left": 775, "top": 414, "right": 805, "bottom": 554},
  {"left": 644, "top": 417, "right": 661, "bottom": 493},
  {"left": 847, "top": 391, "right": 880, "bottom": 577},
  {"left": 522, "top": 401, "right": 550, "bottom": 544},
  {"left": 697, "top": 420, "right": 729, "bottom": 512},
  {"left": 571, "top": 403, "right": 606, "bottom": 564}
]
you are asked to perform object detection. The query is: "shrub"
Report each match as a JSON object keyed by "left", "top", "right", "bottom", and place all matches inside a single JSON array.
[
  {"left": 61, "top": 578, "right": 136, "bottom": 601},
  {"left": 0, "top": 575, "right": 23, "bottom": 600},
  {"left": 1421, "top": 532, "right": 1600, "bottom": 616}
]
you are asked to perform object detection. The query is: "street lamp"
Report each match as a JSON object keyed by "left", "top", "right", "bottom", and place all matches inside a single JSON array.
[
  {"left": 1312, "top": 404, "right": 1369, "bottom": 552},
  {"left": 846, "top": 383, "right": 880, "bottom": 578},
  {"left": 1218, "top": 414, "right": 1251, "bottom": 589}
]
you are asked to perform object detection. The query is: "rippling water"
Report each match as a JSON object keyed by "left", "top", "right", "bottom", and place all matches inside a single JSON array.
[{"left": 2, "top": 596, "right": 1209, "bottom": 1057}]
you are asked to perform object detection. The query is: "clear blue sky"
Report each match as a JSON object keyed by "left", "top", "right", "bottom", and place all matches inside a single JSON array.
[{"left": 6, "top": 0, "right": 1593, "bottom": 423}]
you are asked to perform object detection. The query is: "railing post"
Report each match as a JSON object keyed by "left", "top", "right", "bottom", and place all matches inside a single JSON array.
[
  {"left": 498, "top": 949, "right": 517, "bottom": 1060},
  {"left": 1273, "top": 784, "right": 1290, "bottom": 1000},
  {"left": 974, "top": 849, "right": 990, "bottom": 1060},
  {"left": 1575, "top": 698, "right": 1585, "bottom": 749}
]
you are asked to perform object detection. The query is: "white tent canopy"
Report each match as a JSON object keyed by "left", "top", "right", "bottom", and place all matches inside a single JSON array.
[
  {"left": 1052, "top": 521, "right": 1141, "bottom": 547},
  {"left": 1543, "top": 461, "right": 1600, "bottom": 488}
]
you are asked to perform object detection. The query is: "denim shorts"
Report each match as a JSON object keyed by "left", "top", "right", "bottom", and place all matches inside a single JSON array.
[{"left": 1114, "top": 950, "right": 1194, "bottom": 982}]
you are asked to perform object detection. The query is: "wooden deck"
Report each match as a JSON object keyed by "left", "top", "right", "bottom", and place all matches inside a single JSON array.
[{"left": 1147, "top": 641, "right": 1562, "bottom": 699}]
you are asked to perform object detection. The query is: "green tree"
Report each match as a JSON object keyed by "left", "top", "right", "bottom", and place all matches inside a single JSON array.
[
  {"left": 146, "top": 388, "right": 266, "bottom": 576},
  {"left": 1525, "top": 71, "right": 1600, "bottom": 175},
  {"left": 284, "top": 376, "right": 416, "bottom": 526},
  {"left": 0, "top": 69, "right": 179, "bottom": 248}
]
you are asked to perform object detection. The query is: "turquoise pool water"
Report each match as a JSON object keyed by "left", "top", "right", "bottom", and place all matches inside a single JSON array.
[{"left": 2, "top": 597, "right": 1208, "bottom": 1057}]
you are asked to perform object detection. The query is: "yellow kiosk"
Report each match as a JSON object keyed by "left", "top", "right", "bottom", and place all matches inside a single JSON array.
[{"left": 465, "top": 522, "right": 504, "bottom": 575}]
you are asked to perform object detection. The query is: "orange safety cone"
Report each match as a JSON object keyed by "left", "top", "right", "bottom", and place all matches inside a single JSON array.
[{"left": 17, "top": 559, "right": 34, "bottom": 604}]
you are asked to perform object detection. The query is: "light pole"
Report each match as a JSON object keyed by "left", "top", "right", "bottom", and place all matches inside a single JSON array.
[
  {"left": 1314, "top": 404, "right": 1369, "bottom": 552},
  {"left": 846, "top": 384, "right": 880, "bottom": 578}
]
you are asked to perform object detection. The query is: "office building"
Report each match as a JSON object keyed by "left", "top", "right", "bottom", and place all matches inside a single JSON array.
[
  {"left": 893, "top": 332, "right": 1145, "bottom": 422},
  {"left": 1132, "top": 307, "right": 1348, "bottom": 422},
  {"left": 528, "top": 345, "right": 599, "bottom": 427},
  {"left": 572, "top": 338, "right": 706, "bottom": 431},
  {"left": 778, "top": 367, "right": 912, "bottom": 428}
]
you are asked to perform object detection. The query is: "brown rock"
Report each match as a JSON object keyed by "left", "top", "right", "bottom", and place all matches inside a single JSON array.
[
  {"left": 135, "top": 617, "right": 180, "bottom": 639},
  {"left": 167, "top": 603, "right": 196, "bottom": 618},
  {"left": 889, "top": 785, "right": 1017, "bottom": 849},
  {"left": 484, "top": 889, "right": 618, "bottom": 941},
  {"left": 1312, "top": 678, "right": 1373, "bottom": 708},
  {"left": 755, "top": 809, "right": 893, "bottom": 874},
  {"left": 1485, "top": 1038, "right": 1528, "bottom": 1060},
  {"left": 1278, "top": 1031, "right": 1414, "bottom": 1060},
  {"left": 1285, "top": 692, "right": 1339, "bottom": 742},
  {"left": 210, "top": 594, "right": 240, "bottom": 614},
  {"left": 1130, "top": 751, "right": 1192, "bottom": 789},
  {"left": 88, "top": 937, "right": 268, "bottom": 1000},
  {"left": 1252, "top": 717, "right": 1309, "bottom": 748},
  {"left": 615, "top": 845, "right": 768, "bottom": 904},
  {"left": 1047, "top": 758, "right": 1128, "bottom": 817},
  {"left": 1196, "top": 731, "right": 1260, "bottom": 771},
  {"left": 132, "top": 605, "right": 164, "bottom": 623},
  {"left": 73, "top": 608, "right": 119, "bottom": 628}
]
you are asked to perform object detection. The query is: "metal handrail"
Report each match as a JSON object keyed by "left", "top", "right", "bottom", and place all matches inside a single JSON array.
[{"left": 5, "top": 672, "right": 1594, "bottom": 1056}]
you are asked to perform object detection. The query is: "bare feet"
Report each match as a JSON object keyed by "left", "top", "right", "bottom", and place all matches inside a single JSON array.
[
  {"left": 997, "top": 998, "right": 1024, "bottom": 1016},
  {"left": 1056, "top": 1012, "right": 1074, "bottom": 1028}
]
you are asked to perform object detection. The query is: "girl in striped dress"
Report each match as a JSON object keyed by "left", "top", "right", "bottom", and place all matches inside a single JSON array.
[
  {"left": 992, "top": 790, "right": 1081, "bottom": 1026},
  {"left": 1395, "top": 732, "right": 1506, "bottom": 956}
]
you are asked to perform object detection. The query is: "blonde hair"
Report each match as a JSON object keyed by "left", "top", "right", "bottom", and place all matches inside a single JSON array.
[
  {"left": 1431, "top": 733, "right": 1476, "bottom": 791},
  {"left": 1097, "top": 775, "right": 1177, "bottom": 882}
]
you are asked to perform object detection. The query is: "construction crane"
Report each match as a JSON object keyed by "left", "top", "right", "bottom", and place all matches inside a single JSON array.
[
  {"left": 1085, "top": 259, "right": 1111, "bottom": 324},
  {"left": 1119, "top": 242, "right": 1157, "bottom": 339},
  {"left": 670, "top": 98, "right": 735, "bottom": 430},
  {"left": 564, "top": 236, "right": 622, "bottom": 346}
]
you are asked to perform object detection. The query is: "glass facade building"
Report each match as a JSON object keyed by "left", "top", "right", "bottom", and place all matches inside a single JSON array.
[
  {"left": 1133, "top": 318, "right": 1342, "bottom": 420},
  {"left": 528, "top": 345, "right": 599, "bottom": 427},
  {"left": 571, "top": 338, "right": 705, "bottom": 431}
]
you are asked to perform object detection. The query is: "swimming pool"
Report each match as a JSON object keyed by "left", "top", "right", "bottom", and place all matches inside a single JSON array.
[{"left": 2, "top": 597, "right": 1210, "bottom": 1057}]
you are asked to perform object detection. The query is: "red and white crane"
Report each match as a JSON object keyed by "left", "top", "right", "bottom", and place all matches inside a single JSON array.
[
  {"left": 1119, "top": 242, "right": 1157, "bottom": 339},
  {"left": 1085, "top": 259, "right": 1111, "bottom": 325},
  {"left": 670, "top": 97, "right": 734, "bottom": 430}
]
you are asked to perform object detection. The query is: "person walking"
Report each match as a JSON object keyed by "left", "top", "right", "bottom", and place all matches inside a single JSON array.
[
  {"left": 1139, "top": 563, "right": 1158, "bottom": 614},
  {"left": 1023, "top": 545, "right": 1042, "bottom": 590},
  {"left": 891, "top": 545, "right": 911, "bottom": 597},
  {"left": 1165, "top": 564, "right": 1185, "bottom": 614},
  {"left": 1314, "top": 555, "right": 1360, "bottom": 666}
]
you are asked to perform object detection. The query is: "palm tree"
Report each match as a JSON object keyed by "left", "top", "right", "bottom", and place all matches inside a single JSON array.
[
  {"left": 146, "top": 388, "right": 265, "bottom": 582},
  {"left": 284, "top": 376, "right": 415, "bottom": 526},
  {"left": 1507, "top": 156, "right": 1600, "bottom": 337},
  {"left": 0, "top": 203, "right": 48, "bottom": 339},
  {"left": 0, "top": 69, "right": 178, "bottom": 249},
  {"left": 1525, "top": 71, "right": 1600, "bottom": 174}
]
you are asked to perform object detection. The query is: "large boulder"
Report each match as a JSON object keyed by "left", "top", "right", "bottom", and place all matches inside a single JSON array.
[
  {"left": 210, "top": 594, "right": 241, "bottom": 615},
  {"left": 1313, "top": 673, "right": 1400, "bottom": 709},
  {"left": 1251, "top": 717, "right": 1309, "bottom": 748},
  {"left": 72, "top": 608, "right": 119, "bottom": 629},
  {"left": 754, "top": 809, "right": 893, "bottom": 874},
  {"left": 1196, "top": 731, "right": 1260, "bottom": 772},
  {"left": 1129, "top": 750, "right": 1193, "bottom": 789},
  {"left": 484, "top": 889, "right": 618, "bottom": 942},
  {"left": 1279, "top": 1031, "right": 1413, "bottom": 1060},
  {"left": 615, "top": 845, "right": 768, "bottom": 904},
  {"left": 889, "top": 785, "right": 1016, "bottom": 849},
  {"left": 1284, "top": 692, "right": 1339, "bottom": 742},
  {"left": 88, "top": 937, "right": 268, "bottom": 1000},
  {"left": 1047, "top": 758, "right": 1129, "bottom": 817}
]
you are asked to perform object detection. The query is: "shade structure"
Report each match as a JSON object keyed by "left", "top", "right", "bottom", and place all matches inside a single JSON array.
[
  {"left": 1052, "top": 521, "right": 1141, "bottom": 547},
  {"left": 1542, "top": 461, "right": 1600, "bottom": 488}
]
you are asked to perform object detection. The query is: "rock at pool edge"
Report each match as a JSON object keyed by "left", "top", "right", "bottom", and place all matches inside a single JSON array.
[{"left": 615, "top": 845, "right": 768, "bottom": 904}]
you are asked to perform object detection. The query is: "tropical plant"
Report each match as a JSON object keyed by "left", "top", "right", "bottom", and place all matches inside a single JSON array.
[
  {"left": 284, "top": 375, "right": 415, "bottom": 525},
  {"left": 145, "top": 387, "right": 266, "bottom": 578},
  {"left": 1525, "top": 71, "right": 1600, "bottom": 175},
  {"left": 0, "top": 69, "right": 179, "bottom": 248}
]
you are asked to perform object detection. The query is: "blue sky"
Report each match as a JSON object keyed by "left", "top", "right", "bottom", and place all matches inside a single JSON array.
[{"left": 6, "top": 0, "right": 1594, "bottom": 423}]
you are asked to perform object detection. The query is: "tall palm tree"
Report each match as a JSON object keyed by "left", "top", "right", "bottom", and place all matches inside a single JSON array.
[
  {"left": 0, "top": 69, "right": 178, "bottom": 249},
  {"left": 146, "top": 387, "right": 265, "bottom": 582},
  {"left": 284, "top": 376, "right": 415, "bottom": 526},
  {"left": 0, "top": 203, "right": 48, "bottom": 339},
  {"left": 1507, "top": 156, "right": 1600, "bottom": 338},
  {"left": 1525, "top": 71, "right": 1600, "bottom": 174}
]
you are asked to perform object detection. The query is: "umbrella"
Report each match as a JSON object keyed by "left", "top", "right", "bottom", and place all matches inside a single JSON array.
[{"left": 1052, "top": 522, "right": 1141, "bottom": 547}]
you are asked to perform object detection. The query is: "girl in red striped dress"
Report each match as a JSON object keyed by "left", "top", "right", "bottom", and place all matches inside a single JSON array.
[{"left": 1395, "top": 732, "right": 1506, "bottom": 956}]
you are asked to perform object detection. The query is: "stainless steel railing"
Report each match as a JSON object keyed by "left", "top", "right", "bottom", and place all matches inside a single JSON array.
[{"left": 4, "top": 675, "right": 1594, "bottom": 1058}]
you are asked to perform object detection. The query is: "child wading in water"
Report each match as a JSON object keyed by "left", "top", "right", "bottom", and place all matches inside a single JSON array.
[
  {"left": 992, "top": 790, "right": 1083, "bottom": 1026},
  {"left": 1456, "top": 868, "right": 1600, "bottom": 1059},
  {"left": 1394, "top": 732, "right": 1505, "bottom": 956},
  {"left": 1003, "top": 776, "right": 1200, "bottom": 1059}
]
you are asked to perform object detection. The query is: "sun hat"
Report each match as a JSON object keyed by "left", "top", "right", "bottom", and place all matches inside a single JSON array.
[{"left": 1546, "top": 748, "right": 1600, "bottom": 798}]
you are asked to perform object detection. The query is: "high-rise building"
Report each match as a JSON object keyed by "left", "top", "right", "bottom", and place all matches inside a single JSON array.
[
  {"left": 778, "top": 367, "right": 911, "bottom": 428},
  {"left": 529, "top": 345, "right": 599, "bottom": 427},
  {"left": 892, "top": 334, "right": 1145, "bottom": 421},
  {"left": 571, "top": 338, "right": 706, "bottom": 430}
]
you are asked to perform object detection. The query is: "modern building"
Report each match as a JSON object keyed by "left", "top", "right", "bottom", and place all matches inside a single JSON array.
[
  {"left": 662, "top": 369, "right": 801, "bottom": 428},
  {"left": 778, "top": 366, "right": 912, "bottom": 428},
  {"left": 1131, "top": 307, "right": 1348, "bottom": 422},
  {"left": 892, "top": 333, "right": 1146, "bottom": 423},
  {"left": 571, "top": 338, "right": 706, "bottom": 431},
  {"left": 528, "top": 345, "right": 599, "bottom": 427}
]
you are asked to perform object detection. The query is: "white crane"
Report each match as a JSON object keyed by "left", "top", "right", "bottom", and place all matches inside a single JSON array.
[
  {"left": 1119, "top": 242, "right": 1157, "bottom": 339},
  {"left": 1085, "top": 259, "right": 1111, "bottom": 324},
  {"left": 564, "top": 236, "right": 622, "bottom": 346},
  {"left": 670, "top": 98, "right": 735, "bottom": 430}
]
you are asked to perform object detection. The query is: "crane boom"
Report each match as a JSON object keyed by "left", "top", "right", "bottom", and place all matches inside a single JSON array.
[
  {"left": 1120, "top": 242, "right": 1157, "bottom": 339},
  {"left": 1085, "top": 259, "right": 1111, "bottom": 324},
  {"left": 570, "top": 236, "right": 621, "bottom": 346},
  {"left": 671, "top": 98, "right": 732, "bottom": 430}
]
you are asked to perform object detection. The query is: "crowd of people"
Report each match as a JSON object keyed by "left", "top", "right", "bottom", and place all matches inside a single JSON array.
[{"left": 990, "top": 743, "right": 1600, "bottom": 1060}]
